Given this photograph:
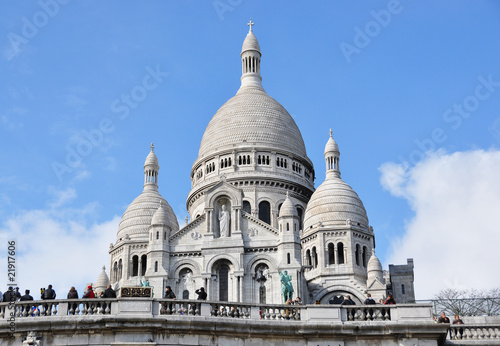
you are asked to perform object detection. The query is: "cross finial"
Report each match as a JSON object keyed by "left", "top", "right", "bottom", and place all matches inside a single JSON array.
[
  {"left": 329, "top": 129, "right": 333, "bottom": 138},
  {"left": 150, "top": 142, "right": 154, "bottom": 151},
  {"left": 286, "top": 191, "right": 289, "bottom": 198},
  {"left": 247, "top": 19, "right": 254, "bottom": 33}
]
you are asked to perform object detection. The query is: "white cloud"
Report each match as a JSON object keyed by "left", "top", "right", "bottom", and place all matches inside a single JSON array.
[
  {"left": 0, "top": 205, "right": 119, "bottom": 299},
  {"left": 380, "top": 149, "right": 500, "bottom": 299},
  {"left": 47, "top": 186, "right": 77, "bottom": 208}
]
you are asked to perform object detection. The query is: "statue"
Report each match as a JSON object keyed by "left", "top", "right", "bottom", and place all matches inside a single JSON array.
[
  {"left": 140, "top": 277, "right": 150, "bottom": 287},
  {"left": 218, "top": 204, "right": 230, "bottom": 237},
  {"left": 278, "top": 270, "right": 294, "bottom": 303}
]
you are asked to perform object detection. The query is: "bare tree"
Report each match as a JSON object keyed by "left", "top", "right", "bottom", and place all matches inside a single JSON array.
[{"left": 432, "top": 288, "right": 500, "bottom": 316}]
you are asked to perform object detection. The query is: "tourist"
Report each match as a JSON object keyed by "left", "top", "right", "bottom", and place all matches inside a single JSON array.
[
  {"left": 195, "top": 287, "right": 207, "bottom": 300},
  {"left": 294, "top": 297, "right": 303, "bottom": 305},
  {"left": 363, "top": 293, "right": 376, "bottom": 319},
  {"left": 15, "top": 287, "right": 22, "bottom": 300},
  {"left": 67, "top": 286, "right": 79, "bottom": 314},
  {"left": 20, "top": 289, "right": 33, "bottom": 301},
  {"left": 452, "top": 314, "right": 464, "bottom": 339},
  {"left": 437, "top": 312, "right": 450, "bottom": 323},
  {"left": 163, "top": 286, "right": 176, "bottom": 314},
  {"left": 103, "top": 284, "right": 117, "bottom": 298},
  {"left": 340, "top": 295, "right": 355, "bottom": 305},
  {"left": 3, "top": 287, "right": 14, "bottom": 302},
  {"left": 364, "top": 293, "right": 376, "bottom": 305},
  {"left": 384, "top": 294, "right": 396, "bottom": 305},
  {"left": 83, "top": 286, "right": 95, "bottom": 298},
  {"left": 42, "top": 285, "right": 56, "bottom": 299}
]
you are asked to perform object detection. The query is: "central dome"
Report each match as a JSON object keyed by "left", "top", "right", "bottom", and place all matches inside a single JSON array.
[{"left": 198, "top": 87, "right": 307, "bottom": 158}]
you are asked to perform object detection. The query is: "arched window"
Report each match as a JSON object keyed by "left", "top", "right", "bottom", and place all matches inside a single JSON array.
[
  {"left": 328, "top": 243, "right": 335, "bottom": 265},
  {"left": 132, "top": 255, "right": 139, "bottom": 277},
  {"left": 219, "top": 265, "right": 229, "bottom": 301},
  {"left": 183, "top": 290, "right": 190, "bottom": 299},
  {"left": 297, "top": 207, "right": 304, "bottom": 231},
  {"left": 154, "top": 261, "right": 158, "bottom": 272},
  {"left": 118, "top": 259, "right": 123, "bottom": 279},
  {"left": 312, "top": 247, "right": 318, "bottom": 268},
  {"left": 286, "top": 223, "right": 289, "bottom": 231},
  {"left": 355, "top": 244, "right": 360, "bottom": 266},
  {"left": 337, "top": 242, "right": 345, "bottom": 264},
  {"left": 362, "top": 246, "right": 368, "bottom": 267},
  {"left": 156, "top": 231, "right": 159, "bottom": 240},
  {"left": 306, "top": 249, "right": 311, "bottom": 267},
  {"left": 243, "top": 201, "right": 251, "bottom": 214},
  {"left": 287, "top": 253, "right": 291, "bottom": 264},
  {"left": 113, "top": 261, "right": 118, "bottom": 281},
  {"left": 402, "top": 284, "right": 406, "bottom": 295},
  {"left": 141, "top": 254, "right": 147, "bottom": 276},
  {"left": 258, "top": 201, "right": 271, "bottom": 225}
]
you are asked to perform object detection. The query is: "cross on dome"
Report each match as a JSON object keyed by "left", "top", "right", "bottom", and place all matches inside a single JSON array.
[
  {"left": 329, "top": 129, "right": 333, "bottom": 138},
  {"left": 150, "top": 142, "right": 155, "bottom": 152},
  {"left": 247, "top": 19, "right": 254, "bottom": 32}
]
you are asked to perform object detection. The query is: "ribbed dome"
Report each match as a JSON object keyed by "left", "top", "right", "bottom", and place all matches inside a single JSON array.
[
  {"left": 117, "top": 190, "right": 179, "bottom": 240},
  {"left": 303, "top": 175, "right": 368, "bottom": 232},
  {"left": 144, "top": 143, "right": 159, "bottom": 168},
  {"left": 242, "top": 31, "right": 260, "bottom": 53},
  {"left": 198, "top": 88, "right": 307, "bottom": 158},
  {"left": 279, "top": 194, "right": 297, "bottom": 217},
  {"left": 325, "top": 133, "right": 339, "bottom": 154},
  {"left": 151, "top": 201, "right": 169, "bottom": 225},
  {"left": 367, "top": 251, "right": 383, "bottom": 273},
  {"left": 95, "top": 266, "right": 110, "bottom": 291}
]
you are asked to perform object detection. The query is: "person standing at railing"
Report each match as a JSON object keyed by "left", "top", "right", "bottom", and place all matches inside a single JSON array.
[
  {"left": 195, "top": 287, "right": 207, "bottom": 300},
  {"left": 383, "top": 294, "right": 396, "bottom": 305},
  {"left": 67, "top": 287, "right": 79, "bottom": 314},
  {"left": 452, "top": 314, "right": 464, "bottom": 339},
  {"left": 163, "top": 286, "right": 176, "bottom": 314},
  {"left": 363, "top": 293, "right": 376, "bottom": 320},
  {"left": 19, "top": 289, "right": 33, "bottom": 315},
  {"left": 41, "top": 284, "right": 56, "bottom": 316}
]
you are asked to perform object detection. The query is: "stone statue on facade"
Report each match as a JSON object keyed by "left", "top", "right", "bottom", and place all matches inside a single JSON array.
[
  {"left": 140, "top": 277, "right": 150, "bottom": 287},
  {"left": 278, "top": 270, "right": 294, "bottom": 303},
  {"left": 218, "top": 204, "right": 230, "bottom": 237}
]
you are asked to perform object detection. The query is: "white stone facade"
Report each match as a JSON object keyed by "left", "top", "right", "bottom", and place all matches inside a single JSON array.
[{"left": 107, "top": 24, "right": 415, "bottom": 305}]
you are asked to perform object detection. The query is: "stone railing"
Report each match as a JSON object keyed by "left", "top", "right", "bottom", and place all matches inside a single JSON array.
[
  {"left": 0, "top": 298, "right": 117, "bottom": 318},
  {"left": 0, "top": 300, "right": 436, "bottom": 322},
  {"left": 448, "top": 324, "right": 500, "bottom": 341}
]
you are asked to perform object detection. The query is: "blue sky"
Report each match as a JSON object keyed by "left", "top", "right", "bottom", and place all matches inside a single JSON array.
[{"left": 1, "top": 1, "right": 500, "bottom": 300}]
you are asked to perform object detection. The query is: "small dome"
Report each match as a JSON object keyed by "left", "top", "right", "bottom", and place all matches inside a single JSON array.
[
  {"left": 367, "top": 251, "right": 383, "bottom": 282},
  {"left": 303, "top": 176, "right": 368, "bottom": 232},
  {"left": 279, "top": 194, "right": 297, "bottom": 217},
  {"left": 117, "top": 190, "right": 179, "bottom": 240},
  {"left": 242, "top": 31, "right": 260, "bottom": 54},
  {"left": 151, "top": 201, "right": 168, "bottom": 225},
  {"left": 94, "top": 266, "right": 110, "bottom": 295},
  {"left": 324, "top": 130, "right": 339, "bottom": 154},
  {"left": 144, "top": 143, "right": 159, "bottom": 168}
]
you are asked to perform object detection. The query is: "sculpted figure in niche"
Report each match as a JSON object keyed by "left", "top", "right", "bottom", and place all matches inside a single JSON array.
[{"left": 218, "top": 204, "right": 230, "bottom": 237}]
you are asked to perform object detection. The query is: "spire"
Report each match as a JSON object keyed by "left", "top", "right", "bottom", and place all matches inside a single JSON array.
[
  {"left": 324, "top": 130, "right": 340, "bottom": 178},
  {"left": 144, "top": 143, "right": 159, "bottom": 191},
  {"left": 239, "top": 20, "right": 264, "bottom": 91}
]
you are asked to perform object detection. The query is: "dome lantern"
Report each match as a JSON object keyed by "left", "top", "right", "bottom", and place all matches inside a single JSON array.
[
  {"left": 325, "top": 129, "right": 340, "bottom": 178},
  {"left": 144, "top": 143, "right": 159, "bottom": 191},
  {"left": 240, "top": 20, "right": 264, "bottom": 91}
]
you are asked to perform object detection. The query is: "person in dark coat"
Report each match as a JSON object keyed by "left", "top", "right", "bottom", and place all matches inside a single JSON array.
[
  {"left": 2, "top": 287, "right": 14, "bottom": 302},
  {"left": 364, "top": 293, "right": 376, "bottom": 305},
  {"left": 15, "top": 287, "right": 21, "bottom": 300},
  {"left": 384, "top": 294, "right": 396, "bottom": 305},
  {"left": 42, "top": 285, "right": 56, "bottom": 299},
  {"left": 67, "top": 287, "right": 79, "bottom": 314},
  {"left": 20, "top": 290, "right": 33, "bottom": 301},
  {"left": 340, "top": 295, "right": 356, "bottom": 305},
  {"left": 103, "top": 285, "right": 116, "bottom": 298},
  {"left": 195, "top": 287, "right": 207, "bottom": 300}
]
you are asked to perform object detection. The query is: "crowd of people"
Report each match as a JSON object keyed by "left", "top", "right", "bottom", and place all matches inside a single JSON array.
[{"left": 0, "top": 284, "right": 117, "bottom": 303}]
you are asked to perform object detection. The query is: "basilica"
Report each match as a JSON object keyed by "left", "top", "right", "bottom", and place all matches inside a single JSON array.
[{"left": 104, "top": 23, "right": 415, "bottom": 305}]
